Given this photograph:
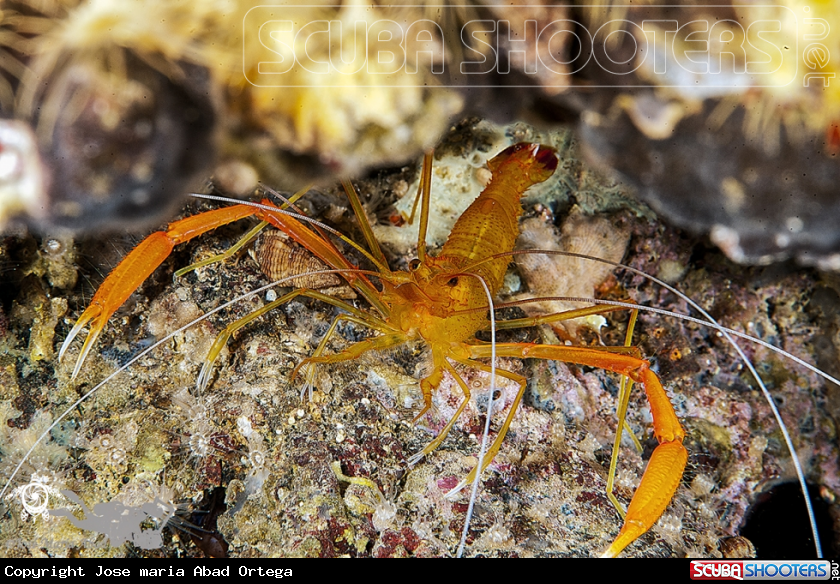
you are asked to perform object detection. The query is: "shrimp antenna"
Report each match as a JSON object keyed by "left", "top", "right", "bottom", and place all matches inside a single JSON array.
[
  {"left": 189, "top": 193, "right": 391, "bottom": 276},
  {"left": 487, "top": 248, "right": 826, "bottom": 558},
  {"left": 497, "top": 294, "right": 840, "bottom": 389},
  {"left": 456, "top": 272, "right": 496, "bottom": 559},
  {"left": 0, "top": 269, "right": 373, "bottom": 502},
  {"left": 341, "top": 179, "right": 391, "bottom": 273},
  {"left": 416, "top": 151, "right": 434, "bottom": 263}
]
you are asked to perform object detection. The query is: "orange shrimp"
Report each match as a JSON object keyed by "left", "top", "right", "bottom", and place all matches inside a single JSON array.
[{"left": 46, "top": 142, "right": 687, "bottom": 557}]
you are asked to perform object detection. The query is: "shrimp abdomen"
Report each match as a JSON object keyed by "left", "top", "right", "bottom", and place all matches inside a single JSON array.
[{"left": 440, "top": 143, "right": 558, "bottom": 291}]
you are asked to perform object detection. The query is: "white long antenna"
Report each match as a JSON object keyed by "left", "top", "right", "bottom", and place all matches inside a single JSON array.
[
  {"left": 500, "top": 249, "right": 825, "bottom": 558},
  {"left": 1, "top": 270, "right": 366, "bottom": 501},
  {"left": 456, "top": 273, "right": 496, "bottom": 559}
]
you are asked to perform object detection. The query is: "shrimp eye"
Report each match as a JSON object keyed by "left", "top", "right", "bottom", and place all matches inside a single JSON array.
[
  {"left": 409, "top": 258, "right": 421, "bottom": 270},
  {"left": 447, "top": 277, "right": 459, "bottom": 286}
]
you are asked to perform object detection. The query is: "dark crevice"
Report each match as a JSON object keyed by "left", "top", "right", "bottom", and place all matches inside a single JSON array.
[{"left": 740, "top": 481, "right": 836, "bottom": 559}]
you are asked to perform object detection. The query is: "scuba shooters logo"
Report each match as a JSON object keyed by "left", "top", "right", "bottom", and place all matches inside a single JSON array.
[
  {"left": 690, "top": 560, "right": 834, "bottom": 581},
  {"left": 242, "top": 4, "right": 808, "bottom": 89}
]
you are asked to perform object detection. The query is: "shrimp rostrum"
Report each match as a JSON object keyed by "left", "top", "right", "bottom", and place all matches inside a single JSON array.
[{"left": 58, "top": 143, "right": 686, "bottom": 557}]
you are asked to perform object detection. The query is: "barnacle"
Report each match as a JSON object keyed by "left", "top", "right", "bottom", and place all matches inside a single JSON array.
[
  {"left": 171, "top": 389, "right": 224, "bottom": 462},
  {"left": 237, "top": 415, "right": 269, "bottom": 494},
  {"left": 472, "top": 517, "right": 514, "bottom": 551},
  {"left": 252, "top": 230, "right": 356, "bottom": 299},
  {"left": 332, "top": 461, "right": 397, "bottom": 533},
  {"left": 118, "top": 473, "right": 193, "bottom": 533},
  {"left": 719, "top": 535, "right": 757, "bottom": 558},
  {"left": 187, "top": 427, "right": 212, "bottom": 459},
  {"left": 573, "top": 0, "right": 840, "bottom": 267},
  {"left": 84, "top": 421, "right": 138, "bottom": 475},
  {"left": 3, "top": 0, "right": 465, "bottom": 233}
]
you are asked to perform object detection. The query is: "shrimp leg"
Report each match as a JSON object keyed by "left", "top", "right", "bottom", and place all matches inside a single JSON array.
[
  {"left": 408, "top": 359, "right": 526, "bottom": 467},
  {"left": 463, "top": 342, "right": 687, "bottom": 558},
  {"left": 290, "top": 333, "right": 409, "bottom": 379},
  {"left": 406, "top": 360, "right": 473, "bottom": 464},
  {"left": 296, "top": 312, "right": 399, "bottom": 398},
  {"left": 197, "top": 289, "right": 395, "bottom": 393},
  {"left": 495, "top": 303, "right": 647, "bottom": 512}
]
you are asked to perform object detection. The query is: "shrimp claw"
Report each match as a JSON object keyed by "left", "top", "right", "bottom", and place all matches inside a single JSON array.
[
  {"left": 59, "top": 205, "right": 260, "bottom": 379},
  {"left": 60, "top": 196, "right": 382, "bottom": 381},
  {"left": 462, "top": 343, "right": 687, "bottom": 558}
]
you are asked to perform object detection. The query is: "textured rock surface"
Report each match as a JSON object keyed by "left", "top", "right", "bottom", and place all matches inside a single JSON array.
[{"left": 1, "top": 122, "right": 837, "bottom": 558}]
